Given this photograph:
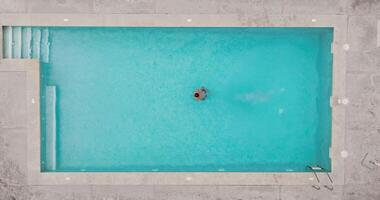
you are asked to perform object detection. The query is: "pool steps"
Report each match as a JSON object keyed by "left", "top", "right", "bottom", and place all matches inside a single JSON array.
[
  {"left": 3, "top": 26, "right": 54, "bottom": 170},
  {"left": 2, "top": 26, "right": 50, "bottom": 63}
]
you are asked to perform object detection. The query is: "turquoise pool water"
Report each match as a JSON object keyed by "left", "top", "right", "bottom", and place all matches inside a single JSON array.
[{"left": 3, "top": 27, "right": 333, "bottom": 172}]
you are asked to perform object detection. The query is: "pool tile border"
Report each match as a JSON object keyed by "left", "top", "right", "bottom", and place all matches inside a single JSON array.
[{"left": 0, "top": 14, "right": 346, "bottom": 185}]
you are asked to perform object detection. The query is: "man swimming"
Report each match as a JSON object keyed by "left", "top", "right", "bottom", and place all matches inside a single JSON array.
[{"left": 193, "top": 87, "right": 208, "bottom": 101}]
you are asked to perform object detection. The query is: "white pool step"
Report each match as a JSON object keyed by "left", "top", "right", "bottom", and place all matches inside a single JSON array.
[
  {"left": 2, "top": 26, "right": 50, "bottom": 62},
  {"left": 3, "top": 26, "right": 13, "bottom": 58},
  {"left": 32, "top": 28, "right": 41, "bottom": 59},
  {"left": 12, "top": 27, "right": 22, "bottom": 58},
  {"left": 41, "top": 28, "right": 50, "bottom": 63},
  {"left": 22, "top": 27, "right": 32, "bottom": 59}
]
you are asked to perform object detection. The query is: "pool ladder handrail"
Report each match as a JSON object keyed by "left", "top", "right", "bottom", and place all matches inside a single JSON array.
[{"left": 307, "top": 165, "right": 333, "bottom": 184}]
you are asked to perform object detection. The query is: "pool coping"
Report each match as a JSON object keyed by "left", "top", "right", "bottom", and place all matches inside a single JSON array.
[{"left": 0, "top": 14, "right": 346, "bottom": 185}]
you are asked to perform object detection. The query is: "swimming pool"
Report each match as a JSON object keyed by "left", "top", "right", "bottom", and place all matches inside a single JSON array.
[{"left": 3, "top": 26, "right": 333, "bottom": 173}]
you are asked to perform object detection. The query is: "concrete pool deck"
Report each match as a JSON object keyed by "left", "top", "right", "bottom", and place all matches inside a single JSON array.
[{"left": 0, "top": 0, "right": 379, "bottom": 199}]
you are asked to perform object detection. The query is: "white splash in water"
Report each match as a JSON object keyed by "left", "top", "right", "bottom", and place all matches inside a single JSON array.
[
  {"left": 278, "top": 108, "right": 284, "bottom": 115},
  {"left": 237, "top": 89, "right": 286, "bottom": 105},
  {"left": 237, "top": 92, "right": 270, "bottom": 104}
]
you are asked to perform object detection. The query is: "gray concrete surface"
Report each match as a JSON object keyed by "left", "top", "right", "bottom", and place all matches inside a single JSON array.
[{"left": 0, "top": 0, "right": 380, "bottom": 199}]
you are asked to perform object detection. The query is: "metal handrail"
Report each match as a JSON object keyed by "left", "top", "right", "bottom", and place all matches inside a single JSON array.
[{"left": 307, "top": 165, "right": 333, "bottom": 184}]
